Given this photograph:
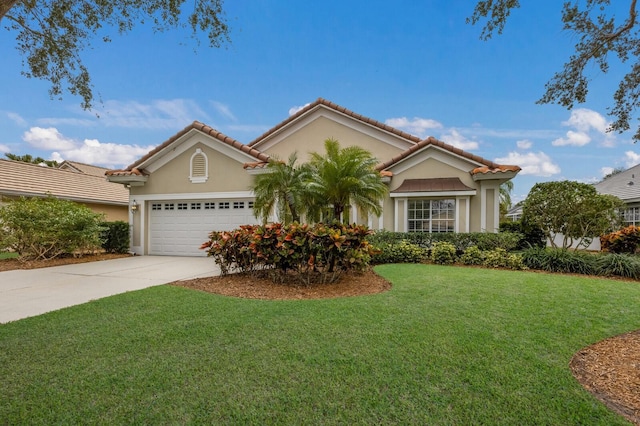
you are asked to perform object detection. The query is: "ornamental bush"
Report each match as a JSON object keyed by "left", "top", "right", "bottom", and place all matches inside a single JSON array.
[
  {"left": 459, "top": 245, "right": 485, "bottom": 265},
  {"left": 596, "top": 253, "right": 640, "bottom": 279},
  {"left": 430, "top": 241, "right": 457, "bottom": 265},
  {"left": 201, "top": 222, "right": 374, "bottom": 284},
  {"left": 600, "top": 226, "right": 640, "bottom": 254},
  {"left": 521, "top": 247, "right": 597, "bottom": 275},
  {"left": 370, "top": 240, "right": 427, "bottom": 264},
  {"left": 0, "top": 196, "right": 105, "bottom": 260},
  {"left": 101, "top": 221, "right": 130, "bottom": 254}
]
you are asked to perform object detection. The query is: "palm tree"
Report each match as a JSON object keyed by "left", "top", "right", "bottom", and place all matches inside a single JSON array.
[
  {"left": 251, "top": 153, "right": 307, "bottom": 224},
  {"left": 304, "top": 138, "right": 388, "bottom": 223},
  {"left": 499, "top": 180, "right": 514, "bottom": 218},
  {"left": 5, "top": 153, "right": 58, "bottom": 167}
]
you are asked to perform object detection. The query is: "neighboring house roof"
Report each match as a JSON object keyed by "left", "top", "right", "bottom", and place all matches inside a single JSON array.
[
  {"left": 58, "top": 160, "right": 111, "bottom": 177},
  {"left": 0, "top": 159, "right": 128, "bottom": 205},
  {"left": 594, "top": 163, "right": 640, "bottom": 203}
]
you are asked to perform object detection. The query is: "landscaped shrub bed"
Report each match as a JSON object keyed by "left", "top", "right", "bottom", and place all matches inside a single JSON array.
[
  {"left": 367, "top": 230, "right": 523, "bottom": 252},
  {"left": 200, "top": 222, "right": 374, "bottom": 284},
  {"left": 600, "top": 225, "right": 640, "bottom": 254}
]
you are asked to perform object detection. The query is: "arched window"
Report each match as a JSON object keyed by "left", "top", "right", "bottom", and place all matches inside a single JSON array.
[{"left": 189, "top": 148, "right": 208, "bottom": 183}]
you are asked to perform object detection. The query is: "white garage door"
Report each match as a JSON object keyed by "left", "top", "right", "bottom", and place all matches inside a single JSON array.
[{"left": 149, "top": 199, "right": 257, "bottom": 256}]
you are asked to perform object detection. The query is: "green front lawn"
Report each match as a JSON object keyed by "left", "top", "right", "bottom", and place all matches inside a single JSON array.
[
  {"left": 2, "top": 264, "right": 639, "bottom": 424},
  {"left": 0, "top": 252, "right": 17, "bottom": 260}
]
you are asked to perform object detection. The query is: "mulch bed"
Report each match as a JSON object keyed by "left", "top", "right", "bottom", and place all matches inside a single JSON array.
[
  {"left": 0, "top": 253, "right": 131, "bottom": 272},
  {"left": 571, "top": 330, "right": 640, "bottom": 425},
  {"left": 1, "top": 255, "right": 639, "bottom": 423},
  {"left": 172, "top": 268, "right": 392, "bottom": 300}
]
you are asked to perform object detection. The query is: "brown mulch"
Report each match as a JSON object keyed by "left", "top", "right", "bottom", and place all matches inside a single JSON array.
[
  {"left": 1, "top": 255, "right": 639, "bottom": 423},
  {"left": 571, "top": 331, "right": 640, "bottom": 425},
  {"left": 0, "top": 252, "right": 131, "bottom": 272},
  {"left": 172, "top": 268, "right": 392, "bottom": 300}
]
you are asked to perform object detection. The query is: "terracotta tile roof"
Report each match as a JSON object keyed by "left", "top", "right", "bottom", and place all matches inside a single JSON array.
[
  {"left": 108, "top": 121, "right": 271, "bottom": 176},
  {"left": 391, "top": 177, "right": 475, "bottom": 193},
  {"left": 0, "top": 159, "right": 128, "bottom": 205},
  {"left": 243, "top": 162, "right": 269, "bottom": 170},
  {"left": 376, "top": 136, "right": 521, "bottom": 175},
  {"left": 247, "top": 98, "right": 423, "bottom": 147}
]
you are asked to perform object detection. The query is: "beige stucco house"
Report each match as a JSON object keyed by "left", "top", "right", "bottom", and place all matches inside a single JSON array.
[
  {"left": 0, "top": 159, "right": 128, "bottom": 221},
  {"left": 107, "top": 98, "right": 520, "bottom": 256}
]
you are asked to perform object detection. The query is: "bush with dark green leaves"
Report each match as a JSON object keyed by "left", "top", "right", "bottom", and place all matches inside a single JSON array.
[
  {"left": 499, "top": 220, "right": 546, "bottom": 249},
  {"left": 596, "top": 253, "right": 640, "bottom": 279},
  {"left": 0, "top": 196, "right": 105, "bottom": 260},
  {"left": 101, "top": 221, "right": 130, "bottom": 254},
  {"left": 368, "top": 231, "right": 522, "bottom": 253},
  {"left": 521, "top": 247, "right": 598, "bottom": 275}
]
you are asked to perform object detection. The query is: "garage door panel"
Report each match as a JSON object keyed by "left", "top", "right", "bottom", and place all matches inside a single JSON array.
[{"left": 149, "top": 199, "right": 257, "bottom": 256}]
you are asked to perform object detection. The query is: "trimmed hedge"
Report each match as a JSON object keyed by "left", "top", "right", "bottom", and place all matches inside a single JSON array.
[
  {"left": 101, "top": 221, "right": 130, "bottom": 254},
  {"left": 367, "top": 231, "right": 523, "bottom": 253}
]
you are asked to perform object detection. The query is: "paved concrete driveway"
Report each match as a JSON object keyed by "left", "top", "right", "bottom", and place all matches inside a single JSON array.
[{"left": 0, "top": 256, "right": 220, "bottom": 324}]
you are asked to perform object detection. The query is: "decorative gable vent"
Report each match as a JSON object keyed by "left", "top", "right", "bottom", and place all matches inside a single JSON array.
[{"left": 189, "top": 148, "right": 209, "bottom": 183}]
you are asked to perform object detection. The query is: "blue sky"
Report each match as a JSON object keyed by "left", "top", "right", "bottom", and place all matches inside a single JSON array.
[{"left": 1, "top": 0, "right": 637, "bottom": 202}]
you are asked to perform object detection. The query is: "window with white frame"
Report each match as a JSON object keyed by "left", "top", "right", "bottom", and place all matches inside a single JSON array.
[
  {"left": 189, "top": 148, "right": 208, "bottom": 183},
  {"left": 408, "top": 199, "right": 455, "bottom": 233},
  {"left": 622, "top": 206, "right": 640, "bottom": 226}
]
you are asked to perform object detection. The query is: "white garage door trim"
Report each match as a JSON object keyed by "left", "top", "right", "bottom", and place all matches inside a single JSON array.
[{"left": 148, "top": 198, "right": 257, "bottom": 256}]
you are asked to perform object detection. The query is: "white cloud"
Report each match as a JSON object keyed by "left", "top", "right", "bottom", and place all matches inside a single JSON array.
[
  {"left": 23, "top": 127, "right": 154, "bottom": 169},
  {"left": 23, "top": 127, "right": 77, "bottom": 150},
  {"left": 600, "top": 166, "right": 614, "bottom": 177},
  {"left": 552, "top": 108, "right": 614, "bottom": 147},
  {"left": 563, "top": 108, "right": 608, "bottom": 133},
  {"left": 439, "top": 129, "right": 479, "bottom": 151},
  {"left": 51, "top": 139, "right": 155, "bottom": 169},
  {"left": 0, "top": 143, "right": 10, "bottom": 153},
  {"left": 210, "top": 101, "right": 236, "bottom": 121},
  {"left": 494, "top": 151, "right": 561, "bottom": 177},
  {"left": 552, "top": 130, "right": 591, "bottom": 147},
  {"left": 384, "top": 117, "right": 443, "bottom": 137},
  {"left": 7, "top": 112, "right": 27, "bottom": 127},
  {"left": 289, "top": 103, "right": 311, "bottom": 116},
  {"left": 516, "top": 139, "right": 532, "bottom": 149},
  {"left": 625, "top": 151, "right": 640, "bottom": 168}
]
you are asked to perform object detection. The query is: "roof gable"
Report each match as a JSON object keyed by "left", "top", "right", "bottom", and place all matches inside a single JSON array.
[
  {"left": 248, "top": 98, "right": 422, "bottom": 151},
  {"left": 108, "top": 121, "right": 270, "bottom": 177},
  {"left": 376, "top": 136, "right": 520, "bottom": 177}
]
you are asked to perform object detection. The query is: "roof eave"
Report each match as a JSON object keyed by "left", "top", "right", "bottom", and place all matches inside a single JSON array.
[{"left": 106, "top": 175, "right": 148, "bottom": 187}]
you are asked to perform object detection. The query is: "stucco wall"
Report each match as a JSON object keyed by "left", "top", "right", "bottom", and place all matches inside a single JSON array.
[
  {"left": 261, "top": 116, "right": 408, "bottom": 163},
  {"left": 130, "top": 142, "right": 254, "bottom": 196}
]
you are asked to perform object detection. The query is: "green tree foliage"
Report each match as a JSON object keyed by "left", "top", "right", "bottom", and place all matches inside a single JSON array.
[
  {"left": 251, "top": 153, "right": 308, "bottom": 225},
  {"left": 499, "top": 180, "right": 513, "bottom": 218},
  {"left": 0, "top": 196, "right": 105, "bottom": 260},
  {"left": 468, "top": 0, "right": 640, "bottom": 140},
  {"left": 304, "top": 138, "right": 388, "bottom": 223},
  {"left": 522, "top": 180, "right": 623, "bottom": 250},
  {"left": 1, "top": 0, "right": 229, "bottom": 109},
  {"left": 5, "top": 153, "right": 58, "bottom": 167}
]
